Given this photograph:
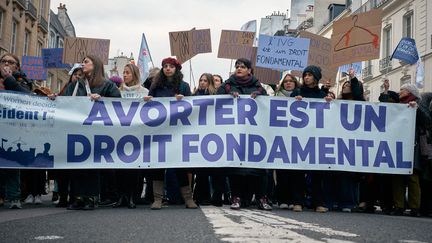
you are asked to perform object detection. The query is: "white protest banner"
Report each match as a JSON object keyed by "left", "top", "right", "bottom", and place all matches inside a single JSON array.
[
  {"left": 256, "top": 34, "right": 310, "bottom": 71},
  {"left": 0, "top": 91, "right": 415, "bottom": 175}
]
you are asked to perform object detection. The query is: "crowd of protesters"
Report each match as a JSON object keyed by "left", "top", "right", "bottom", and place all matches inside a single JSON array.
[{"left": 0, "top": 53, "right": 431, "bottom": 218}]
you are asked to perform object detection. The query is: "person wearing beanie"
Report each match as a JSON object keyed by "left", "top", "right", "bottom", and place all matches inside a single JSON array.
[
  {"left": 144, "top": 57, "right": 197, "bottom": 210},
  {"left": 290, "top": 65, "right": 332, "bottom": 213},
  {"left": 391, "top": 83, "right": 429, "bottom": 217}
]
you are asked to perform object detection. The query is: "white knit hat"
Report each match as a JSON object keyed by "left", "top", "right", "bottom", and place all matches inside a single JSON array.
[
  {"left": 400, "top": 83, "right": 421, "bottom": 99},
  {"left": 68, "top": 63, "right": 83, "bottom": 75}
]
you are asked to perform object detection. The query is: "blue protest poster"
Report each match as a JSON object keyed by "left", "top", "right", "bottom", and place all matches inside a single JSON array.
[
  {"left": 256, "top": 34, "right": 310, "bottom": 71},
  {"left": 391, "top": 37, "right": 419, "bottom": 65}
]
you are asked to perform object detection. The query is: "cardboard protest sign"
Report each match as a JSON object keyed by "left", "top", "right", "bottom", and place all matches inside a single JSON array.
[
  {"left": 41, "top": 48, "right": 70, "bottom": 69},
  {"left": 256, "top": 34, "right": 310, "bottom": 71},
  {"left": 217, "top": 30, "right": 255, "bottom": 60},
  {"left": 169, "top": 29, "right": 211, "bottom": 64},
  {"left": 299, "top": 31, "right": 337, "bottom": 85},
  {"left": 63, "top": 37, "right": 110, "bottom": 65},
  {"left": 21, "top": 56, "right": 47, "bottom": 80},
  {"left": 331, "top": 9, "right": 382, "bottom": 67}
]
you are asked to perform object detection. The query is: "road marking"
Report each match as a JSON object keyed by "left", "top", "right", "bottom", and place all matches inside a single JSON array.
[
  {"left": 201, "top": 207, "right": 358, "bottom": 242},
  {"left": 34, "top": 235, "right": 64, "bottom": 240}
]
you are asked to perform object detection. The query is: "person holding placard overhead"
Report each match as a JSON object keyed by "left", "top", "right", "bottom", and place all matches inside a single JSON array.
[
  {"left": 144, "top": 57, "right": 197, "bottom": 210},
  {"left": 58, "top": 55, "right": 121, "bottom": 210}
]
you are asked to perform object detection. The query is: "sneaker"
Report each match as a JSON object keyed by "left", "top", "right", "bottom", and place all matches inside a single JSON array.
[
  {"left": 315, "top": 206, "right": 328, "bottom": 213},
  {"left": 342, "top": 207, "right": 352, "bottom": 213},
  {"left": 9, "top": 200, "right": 22, "bottom": 209},
  {"left": 257, "top": 197, "right": 272, "bottom": 211},
  {"left": 293, "top": 205, "right": 303, "bottom": 212},
  {"left": 288, "top": 204, "right": 294, "bottom": 210},
  {"left": 34, "top": 195, "right": 42, "bottom": 204},
  {"left": 230, "top": 196, "right": 241, "bottom": 210},
  {"left": 24, "top": 194, "right": 34, "bottom": 204},
  {"left": 279, "top": 203, "right": 289, "bottom": 209},
  {"left": 409, "top": 208, "right": 420, "bottom": 217}
]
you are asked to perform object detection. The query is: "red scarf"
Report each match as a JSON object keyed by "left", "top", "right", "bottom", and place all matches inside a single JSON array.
[{"left": 399, "top": 94, "right": 417, "bottom": 104}]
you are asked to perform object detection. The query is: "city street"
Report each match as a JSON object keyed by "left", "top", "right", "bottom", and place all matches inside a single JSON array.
[{"left": 1, "top": 197, "right": 431, "bottom": 242}]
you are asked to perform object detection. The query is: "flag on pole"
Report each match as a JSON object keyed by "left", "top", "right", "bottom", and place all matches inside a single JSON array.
[
  {"left": 416, "top": 52, "right": 424, "bottom": 88},
  {"left": 390, "top": 37, "right": 419, "bottom": 64},
  {"left": 241, "top": 20, "right": 257, "bottom": 32},
  {"left": 137, "top": 33, "right": 153, "bottom": 83}
]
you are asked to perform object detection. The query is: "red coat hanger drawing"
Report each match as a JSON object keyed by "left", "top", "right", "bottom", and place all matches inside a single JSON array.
[{"left": 334, "top": 15, "right": 379, "bottom": 52}]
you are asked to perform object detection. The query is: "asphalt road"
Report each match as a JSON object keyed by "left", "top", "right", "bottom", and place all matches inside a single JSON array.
[{"left": 1, "top": 200, "right": 432, "bottom": 242}]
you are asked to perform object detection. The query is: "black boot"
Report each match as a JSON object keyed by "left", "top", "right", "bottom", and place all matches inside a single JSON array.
[
  {"left": 113, "top": 195, "right": 127, "bottom": 208},
  {"left": 128, "top": 195, "right": 136, "bottom": 209}
]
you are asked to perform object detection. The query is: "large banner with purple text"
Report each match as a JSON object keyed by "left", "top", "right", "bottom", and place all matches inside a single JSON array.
[{"left": 0, "top": 91, "right": 416, "bottom": 174}]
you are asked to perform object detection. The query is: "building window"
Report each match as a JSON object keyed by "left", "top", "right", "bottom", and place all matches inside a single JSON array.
[
  {"left": 39, "top": 0, "right": 46, "bottom": 17},
  {"left": 383, "top": 25, "right": 392, "bottom": 58},
  {"left": 49, "top": 31, "right": 56, "bottom": 48},
  {"left": 23, "top": 30, "right": 30, "bottom": 56},
  {"left": 59, "top": 39, "right": 64, "bottom": 48},
  {"left": 11, "top": 20, "right": 18, "bottom": 53},
  {"left": 0, "top": 10, "right": 3, "bottom": 40},
  {"left": 56, "top": 80, "right": 63, "bottom": 93},
  {"left": 46, "top": 73, "right": 53, "bottom": 89},
  {"left": 403, "top": 11, "right": 413, "bottom": 38},
  {"left": 37, "top": 41, "right": 43, "bottom": 56}
]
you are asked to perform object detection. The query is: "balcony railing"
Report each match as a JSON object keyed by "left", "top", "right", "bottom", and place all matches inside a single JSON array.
[
  {"left": 13, "top": 0, "right": 26, "bottom": 10},
  {"left": 38, "top": 16, "right": 48, "bottom": 33},
  {"left": 379, "top": 56, "right": 392, "bottom": 73},
  {"left": 362, "top": 65, "right": 373, "bottom": 81},
  {"left": 25, "top": 1, "right": 37, "bottom": 21},
  {"left": 353, "top": 0, "right": 391, "bottom": 14}
]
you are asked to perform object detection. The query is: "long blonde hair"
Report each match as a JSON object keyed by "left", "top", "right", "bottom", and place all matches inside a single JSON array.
[{"left": 122, "top": 63, "right": 141, "bottom": 87}]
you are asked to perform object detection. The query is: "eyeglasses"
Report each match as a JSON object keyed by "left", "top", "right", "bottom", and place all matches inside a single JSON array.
[{"left": 0, "top": 59, "right": 17, "bottom": 65}]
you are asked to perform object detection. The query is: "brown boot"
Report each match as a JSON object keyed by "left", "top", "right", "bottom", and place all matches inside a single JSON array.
[
  {"left": 151, "top": 180, "right": 164, "bottom": 210},
  {"left": 180, "top": 186, "right": 198, "bottom": 209}
]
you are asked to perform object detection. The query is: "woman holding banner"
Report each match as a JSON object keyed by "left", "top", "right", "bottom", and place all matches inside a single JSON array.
[
  {"left": 144, "top": 57, "right": 197, "bottom": 210},
  {"left": 392, "top": 84, "right": 429, "bottom": 217},
  {"left": 112, "top": 63, "right": 149, "bottom": 209},
  {"left": 0, "top": 53, "right": 33, "bottom": 209},
  {"left": 60, "top": 55, "right": 121, "bottom": 210},
  {"left": 217, "top": 58, "right": 272, "bottom": 211},
  {"left": 290, "top": 65, "right": 333, "bottom": 213}
]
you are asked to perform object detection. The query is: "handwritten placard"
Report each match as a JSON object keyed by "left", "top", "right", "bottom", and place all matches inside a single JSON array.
[
  {"left": 63, "top": 37, "right": 110, "bottom": 65},
  {"left": 331, "top": 9, "right": 382, "bottom": 67},
  {"left": 169, "top": 29, "right": 211, "bottom": 64},
  {"left": 256, "top": 34, "right": 310, "bottom": 71},
  {"left": 41, "top": 48, "right": 70, "bottom": 69},
  {"left": 217, "top": 30, "right": 255, "bottom": 60},
  {"left": 299, "top": 31, "right": 337, "bottom": 84},
  {"left": 21, "top": 56, "right": 47, "bottom": 80}
]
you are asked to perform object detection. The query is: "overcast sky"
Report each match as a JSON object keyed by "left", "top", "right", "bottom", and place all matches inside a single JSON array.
[{"left": 50, "top": 0, "right": 291, "bottom": 87}]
